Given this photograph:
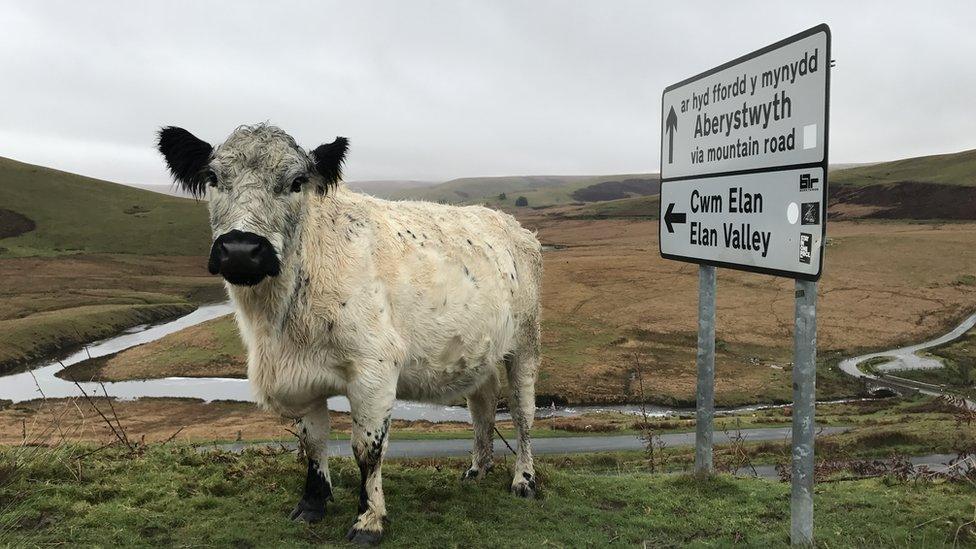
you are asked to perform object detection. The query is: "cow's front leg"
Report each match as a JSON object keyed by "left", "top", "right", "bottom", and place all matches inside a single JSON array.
[
  {"left": 462, "top": 373, "right": 498, "bottom": 481},
  {"left": 290, "top": 402, "right": 333, "bottom": 523},
  {"left": 345, "top": 367, "right": 396, "bottom": 545}
]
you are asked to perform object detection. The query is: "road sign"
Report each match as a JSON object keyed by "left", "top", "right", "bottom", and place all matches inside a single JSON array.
[
  {"left": 659, "top": 24, "right": 830, "bottom": 281},
  {"left": 661, "top": 167, "right": 825, "bottom": 277}
]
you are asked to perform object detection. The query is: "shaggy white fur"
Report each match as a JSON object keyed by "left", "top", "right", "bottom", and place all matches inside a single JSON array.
[{"left": 175, "top": 124, "right": 542, "bottom": 544}]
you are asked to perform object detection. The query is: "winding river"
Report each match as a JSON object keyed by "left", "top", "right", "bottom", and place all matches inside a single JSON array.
[
  {"left": 0, "top": 303, "right": 685, "bottom": 421},
  {"left": 4, "top": 304, "right": 973, "bottom": 422}
]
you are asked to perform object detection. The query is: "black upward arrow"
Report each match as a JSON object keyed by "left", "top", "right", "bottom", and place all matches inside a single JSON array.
[
  {"left": 665, "top": 106, "right": 678, "bottom": 164},
  {"left": 664, "top": 202, "right": 686, "bottom": 234}
]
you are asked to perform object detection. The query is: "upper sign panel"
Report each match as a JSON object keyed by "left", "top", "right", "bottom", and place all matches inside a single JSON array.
[{"left": 661, "top": 25, "right": 829, "bottom": 180}]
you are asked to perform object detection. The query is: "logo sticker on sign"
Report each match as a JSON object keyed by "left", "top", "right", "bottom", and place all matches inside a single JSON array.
[{"left": 659, "top": 25, "right": 830, "bottom": 280}]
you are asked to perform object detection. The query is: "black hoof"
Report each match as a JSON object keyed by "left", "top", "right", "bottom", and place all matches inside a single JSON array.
[
  {"left": 289, "top": 500, "right": 325, "bottom": 523},
  {"left": 461, "top": 463, "right": 492, "bottom": 481},
  {"left": 512, "top": 474, "right": 537, "bottom": 499},
  {"left": 346, "top": 527, "right": 383, "bottom": 546}
]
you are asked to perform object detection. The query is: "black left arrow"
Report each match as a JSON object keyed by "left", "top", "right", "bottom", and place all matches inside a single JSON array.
[{"left": 664, "top": 202, "right": 686, "bottom": 234}]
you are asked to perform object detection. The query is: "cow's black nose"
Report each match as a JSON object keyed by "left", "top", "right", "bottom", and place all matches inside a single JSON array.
[{"left": 208, "top": 230, "right": 281, "bottom": 286}]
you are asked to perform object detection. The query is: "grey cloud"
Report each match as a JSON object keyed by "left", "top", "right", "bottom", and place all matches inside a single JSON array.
[{"left": 0, "top": 0, "right": 973, "bottom": 185}]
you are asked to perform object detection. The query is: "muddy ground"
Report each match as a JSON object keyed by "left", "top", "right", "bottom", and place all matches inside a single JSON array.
[{"left": 0, "top": 396, "right": 656, "bottom": 446}]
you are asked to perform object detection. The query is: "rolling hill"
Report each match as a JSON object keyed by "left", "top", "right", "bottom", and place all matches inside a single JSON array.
[
  {"left": 0, "top": 156, "right": 219, "bottom": 371},
  {"left": 385, "top": 174, "right": 661, "bottom": 208},
  {"left": 831, "top": 148, "right": 976, "bottom": 187},
  {"left": 560, "top": 150, "right": 976, "bottom": 222},
  {"left": 829, "top": 148, "right": 976, "bottom": 220},
  {"left": 0, "top": 156, "right": 211, "bottom": 257}
]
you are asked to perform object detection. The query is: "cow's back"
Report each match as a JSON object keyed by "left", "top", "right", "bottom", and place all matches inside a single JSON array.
[{"left": 350, "top": 191, "right": 542, "bottom": 402}]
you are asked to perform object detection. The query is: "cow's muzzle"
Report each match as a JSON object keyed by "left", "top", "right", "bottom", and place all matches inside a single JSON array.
[{"left": 208, "top": 230, "right": 281, "bottom": 286}]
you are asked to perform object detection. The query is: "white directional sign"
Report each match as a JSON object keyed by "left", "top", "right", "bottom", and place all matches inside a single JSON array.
[{"left": 659, "top": 24, "right": 830, "bottom": 280}]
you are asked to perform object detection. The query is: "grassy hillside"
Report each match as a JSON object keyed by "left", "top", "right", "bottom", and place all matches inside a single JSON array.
[
  {"left": 3, "top": 443, "right": 975, "bottom": 547},
  {"left": 832, "top": 148, "right": 976, "bottom": 187},
  {"left": 0, "top": 157, "right": 221, "bottom": 372},
  {"left": 0, "top": 156, "right": 211, "bottom": 257},
  {"left": 387, "top": 173, "right": 660, "bottom": 208},
  {"left": 563, "top": 194, "right": 660, "bottom": 219},
  {"left": 828, "top": 148, "right": 976, "bottom": 220}
]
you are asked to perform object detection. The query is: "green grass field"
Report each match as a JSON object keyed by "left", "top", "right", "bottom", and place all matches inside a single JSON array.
[
  {"left": 0, "top": 155, "right": 211, "bottom": 257},
  {"left": 2, "top": 443, "right": 974, "bottom": 548},
  {"left": 831, "top": 147, "right": 976, "bottom": 187}
]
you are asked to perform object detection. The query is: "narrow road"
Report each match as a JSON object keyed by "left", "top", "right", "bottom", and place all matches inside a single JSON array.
[
  {"left": 838, "top": 312, "right": 976, "bottom": 409},
  {"left": 208, "top": 426, "right": 848, "bottom": 458}
]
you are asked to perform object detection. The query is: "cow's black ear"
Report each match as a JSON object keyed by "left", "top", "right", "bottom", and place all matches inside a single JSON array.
[
  {"left": 311, "top": 137, "right": 348, "bottom": 195},
  {"left": 157, "top": 126, "right": 213, "bottom": 198}
]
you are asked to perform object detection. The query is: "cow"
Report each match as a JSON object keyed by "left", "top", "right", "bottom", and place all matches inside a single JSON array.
[{"left": 157, "top": 124, "right": 542, "bottom": 545}]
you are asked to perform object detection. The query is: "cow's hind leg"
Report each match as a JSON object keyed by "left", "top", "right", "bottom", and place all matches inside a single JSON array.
[
  {"left": 346, "top": 363, "right": 397, "bottom": 546},
  {"left": 462, "top": 372, "right": 498, "bottom": 481},
  {"left": 290, "top": 402, "right": 333, "bottom": 523},
  {"left": 505, "top": 329, "right": 539, "bottom": 498}
]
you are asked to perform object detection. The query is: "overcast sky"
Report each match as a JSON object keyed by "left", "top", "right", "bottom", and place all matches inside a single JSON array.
[{"left": 1, "top": 1, "right": 974, "bottom": 185}]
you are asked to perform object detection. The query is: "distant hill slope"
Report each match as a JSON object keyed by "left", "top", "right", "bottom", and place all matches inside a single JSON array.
[
  {"left": 0, "top": 156, "right": 211, "bottom": 257},
  {"left": 387, "top": 173, "right": 661, "bottom": 207},
  {"left": 347, "top": 179, "right": 439, "bottom": 196},
  {"left": 831, "top": 148, "right": 976, "bottom": 187},
  {"left": 563, "top": 194, "right": 660, "bottom": 219},
  {"left": 830, "top": 148, "right": 976, "bottom": 220}
]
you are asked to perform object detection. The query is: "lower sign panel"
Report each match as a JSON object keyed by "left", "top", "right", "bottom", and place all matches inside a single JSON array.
[{"left": 659, "top": 168, "right": 825, "bottom": 280}]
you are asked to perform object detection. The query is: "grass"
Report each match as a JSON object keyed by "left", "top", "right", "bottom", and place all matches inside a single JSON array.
[
  {"left": 0, "top": 157, "right": 222, "bottom": 371},
  {"left": 0, "top": 301, "right": 194, "bottom": 372},
  {"left": 955, "top": 274, "right": 976, "bottom": 287},
  {"left": 2, "top": 442, "right": 975, "bottom": 548},
  {"left": 562, "top": 194, "right": 660, "bottom": 219},
  {"left": 831, "top": 147, "right": 976, "bottom": 187},
  {"left": 4, "top": 391, "right": 968, "bottom": 457},
  {"left": 2, "top": 395, "right": 975, "bottom": 546},
  {"left": 0, "top": 156, "right": 211, "bottom": 257},
  {"left": 0, "top": 254, "right": 222, "bottom": 374},
  {"left": 60, "top": 312, "right": 863, "bottom": 407}
]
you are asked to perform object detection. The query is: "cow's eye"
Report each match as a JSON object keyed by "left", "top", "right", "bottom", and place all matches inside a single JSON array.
[
  {"left": 204, "top": 170, "right": 218, "bottom": 187},
  {"left": 290, "top": 175, "right": 308, "bottom": 193}
]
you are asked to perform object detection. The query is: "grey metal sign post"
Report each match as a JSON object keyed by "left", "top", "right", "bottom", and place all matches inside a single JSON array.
[
  {"left": 791, "top": 279, "right": 817, "bottom": 543},
  {"left": 694, "top": 264, "right": 716, "bottom": 475},
  {"left": 659, "top": 24, "right": 830, "bottom": 546}
]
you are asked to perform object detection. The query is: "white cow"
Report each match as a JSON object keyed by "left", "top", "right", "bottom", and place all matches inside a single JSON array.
[{"left": 157, "top": 124, "right": 542, "bottom": 545}]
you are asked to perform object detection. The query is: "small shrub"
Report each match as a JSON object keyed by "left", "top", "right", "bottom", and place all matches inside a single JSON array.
[
  {"left": 515, "top": 196, "right": 528, "bottom": 207},
  {"left": 955, "top": 274, "right": 976, "bottom": 286},
  {"left": 855, "top": 430, "right": 922, "bottom": 448},
  {"left": 123, "top": 205, "right": 151, "bottom": 215}
]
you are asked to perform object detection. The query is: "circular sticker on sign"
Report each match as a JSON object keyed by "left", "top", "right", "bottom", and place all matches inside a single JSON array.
[{"left": 787, "top": 202, "right": 800, "bottom": 225}]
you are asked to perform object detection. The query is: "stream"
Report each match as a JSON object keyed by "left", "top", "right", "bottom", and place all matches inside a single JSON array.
[
  {"left": 0, "top": 302, "right": 684, "bottom": 421},
  {"left": 4, "top": 304, "right": 973, "bottom": 423}
]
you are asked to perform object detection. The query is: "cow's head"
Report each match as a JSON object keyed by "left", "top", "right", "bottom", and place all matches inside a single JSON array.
[{"left": 157, "top": 124, "right": 347, "bottom": 287}]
